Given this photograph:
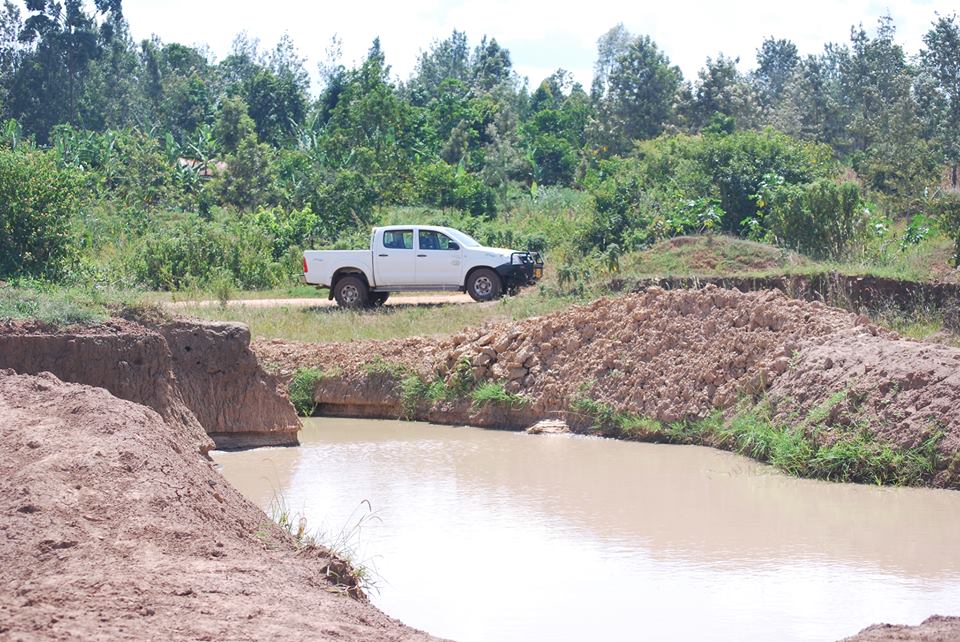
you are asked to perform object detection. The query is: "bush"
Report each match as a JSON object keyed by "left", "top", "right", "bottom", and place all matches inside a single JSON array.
[
  {"left": 760, "top": 178, "right": 866, "bottom": 259},
  {"left": 930, "top": 192, "right": 960, "bottom": 267},
  {"left": 0, "top": 148, "right": 83, "bottom": 279},
  {"left": 288, "top": 367, "right": 326, "bottom": 416}
]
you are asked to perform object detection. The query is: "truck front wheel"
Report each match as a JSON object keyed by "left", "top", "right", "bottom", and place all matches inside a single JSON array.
[
  {"left": 467, "top": 268, "right": 502, "bottom": 302},
  {"left": 334, "top": 275, "right": 369, "bottom": 309}
]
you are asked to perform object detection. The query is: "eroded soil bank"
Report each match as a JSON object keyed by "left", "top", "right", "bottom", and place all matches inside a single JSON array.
[
  {"left": 0, "top": 316, "right": 300, "bottom": 449},
  {"left": 255, "top": 286, "right": 960, "bottom": 489},
  {"left": 0, "top": 369, "right": 435, "bottom": 640}
]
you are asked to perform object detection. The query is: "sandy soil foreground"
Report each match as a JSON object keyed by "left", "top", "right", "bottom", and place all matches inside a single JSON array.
[{"left": 0, "top": 369, "right": 438, "bottom": 641}]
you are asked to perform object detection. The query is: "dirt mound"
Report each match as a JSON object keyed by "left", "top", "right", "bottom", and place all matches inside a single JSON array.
[
  {"left": 154, "top": 320, "right": 300, "bottom": 448},
  {"left": 628, "top": 235, "right": 808, "bottom": 274},
  {"left": 256, "top": 286, "right": 960, "bottom": 485},
  {"left": 0, "top": 370, "right": 435, "bottom": 641},
  {"left": 842, "top": 615, "right": 960, "bottom": 641},
  {"left": 768, "top": 330, "right": 960, "bottom": 456},
  {"left": 0, "top": 317, "right": 300, "bottom": 450},
  {"left": 0, "top": 318, "right": 212, "bottom": 455},
  {"left": 439, "top": 286, "right": 873, "bottom": 423}
]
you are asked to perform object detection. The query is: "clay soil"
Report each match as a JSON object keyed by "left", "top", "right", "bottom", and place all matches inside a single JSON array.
[
  {"left": 255, "top": 286, "right": 960, "bottom": 481},
  {"left": 0, "top": 369, "right": 437, "bottom": 641}
]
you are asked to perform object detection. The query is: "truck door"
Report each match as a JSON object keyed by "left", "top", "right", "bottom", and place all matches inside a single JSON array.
[
  {"left": 415, "top": 229, "right": 463, "bottom": 285},
  {"left": 375, "top": 229, "right": 417, "bottom": 286}
]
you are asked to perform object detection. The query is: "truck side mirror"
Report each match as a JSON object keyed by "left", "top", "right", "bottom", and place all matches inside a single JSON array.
[{"left": 448, "top": 242, "right": 460, "bottom": 251}]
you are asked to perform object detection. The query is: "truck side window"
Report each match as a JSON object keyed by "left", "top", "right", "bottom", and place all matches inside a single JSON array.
[
  {"left": 419, "top": 230, "right": 456, "bottom": 251},
  {"left": 383, "top": 230, "right": 413, "bottom": 250}
]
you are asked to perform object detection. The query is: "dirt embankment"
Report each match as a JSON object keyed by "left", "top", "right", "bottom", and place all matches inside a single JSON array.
[
  {"left": 151, "top": 320, "right": 300, "bottom": 448},
  {"left": 0, "top": 369, "right": 436, "bottom": 641},
  {"left": 613, "top": 272, "right": 960, "bottom": 330},
  {"left": 843, "top": 615, "right": 960, "bottom": 641},
  {"left": 0, "top": 317, "right": 299, "bottom": 449},
  {"left": 255, "top": 286, "right": 960, "bottom": 487}
]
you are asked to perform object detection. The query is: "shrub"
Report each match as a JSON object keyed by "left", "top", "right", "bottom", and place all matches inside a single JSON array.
[
  {"left": 760, "top": 178, "right": 866, "bottom": 259},
  {"left": 288, "top": 367, "right": 326, "bottom": 416},
  {"left": 471, "top": 381, "right": 529, "bottom": 408},
  {"left": 930, "top": 192, "right": 960, "bottom": 267},
  {"left": 0, "top": 148, "right": 83, "bottom": 279}
]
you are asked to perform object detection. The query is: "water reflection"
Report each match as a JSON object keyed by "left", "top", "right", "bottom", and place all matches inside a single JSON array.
[{"left": 215, "top": 418, "right": 960, "bottom": 642}]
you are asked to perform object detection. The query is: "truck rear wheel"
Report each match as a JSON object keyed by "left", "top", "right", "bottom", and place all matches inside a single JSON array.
[
  {"left": 467, "top": 268, "right": 502, "bottom": 302},
  {"left": 334, "top": 275, "right": 369, "bottom": 309}
]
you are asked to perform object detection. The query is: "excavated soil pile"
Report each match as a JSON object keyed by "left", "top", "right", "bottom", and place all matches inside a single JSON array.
[
  {"left": 0, "top": 318, "right": 212, "bottom": 455},
  {"left": 255, "top": 286, "right": 960, "bottom": 471},
  {"left": 0, "top": 369, "right": 435, "bottom": 641},
  {"left": 0, "top": 317, "right": 299, "bottom": 449},
  {"left": 843, "top": 615, "right": 960, "bottom": 641}
]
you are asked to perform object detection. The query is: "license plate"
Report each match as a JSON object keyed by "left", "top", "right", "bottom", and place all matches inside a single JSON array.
[{"left": 534, "top": 268, "right": 543, "bottom": 280}]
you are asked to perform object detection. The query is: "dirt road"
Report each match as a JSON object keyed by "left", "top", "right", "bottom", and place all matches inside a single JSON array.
[{"left": 167, "top": 292, "right": 473, "bottom": 309}]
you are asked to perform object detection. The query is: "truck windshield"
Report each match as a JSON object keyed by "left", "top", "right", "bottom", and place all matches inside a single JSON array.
[{"left": 443, "top": 228, "right": 481, "bottom": 248}]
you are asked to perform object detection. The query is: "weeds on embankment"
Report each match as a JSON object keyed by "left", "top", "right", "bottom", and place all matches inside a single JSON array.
[
  {"left": 288, "top": 367, "right": 340, "bottom": 416},
  {"left": 266, "top": 493, "right": 381, "bottom": 597},
  {"left": 571, "top": 395, "right": 950, "bottom": 488}
]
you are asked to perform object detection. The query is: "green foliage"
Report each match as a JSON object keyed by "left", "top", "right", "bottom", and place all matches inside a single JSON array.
[
  {"left": 470, "top": 381, "right": 528, "bottom": 408},
  {"left": 0, "top": 148, "right": 82, "bottom": 279},
  {"left": 0, "top": 281, "right": 113, "bottom": 325},
  {"left": 930, "top": 192, "right": 960, "bottom": 266},
  {"left": 362, "top": 356, "right": 410, "bottom": 379},
  {"left": 288, "top": 367, "right": 326, "bottom": 416},
  {"left": 759, "top": 178, "right": 866, "bottom": 259}
]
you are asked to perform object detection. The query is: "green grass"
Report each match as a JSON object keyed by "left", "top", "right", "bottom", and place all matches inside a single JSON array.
[
  {"left": 174, "top": 287, "right": 573, "bottom": 343},
  {"left": 570, "top": 395, "right": 949, "bottom": 488},
  {"left": 0, "top": 282, "right": 146, "bottom": 326},
  {"left": 288, "top": 367, "right": 331, "bottom": 416},
  {"left": 471, "top": 381, "right": 529, "bottom": 408}
]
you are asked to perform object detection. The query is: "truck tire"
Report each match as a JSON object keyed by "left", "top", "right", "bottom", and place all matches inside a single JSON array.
[
  {"left": 370, "top": 292, "right": 390, "bottom": 307},
  {"left": 467, "top": 268, "right": 502, "bottom": 302},
  {"left": 334, "top": 275, "right": 369, "bottom": 309}
]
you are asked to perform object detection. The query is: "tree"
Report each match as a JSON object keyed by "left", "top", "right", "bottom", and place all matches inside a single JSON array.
[
  {"left": 0, "top": 148, "right": 82, "bottom": 278},
  {"left": 10, "top": 0, "right": 123, "bottom": 140},
  {"left": 920, "top": 13, "right": 960, "bottom": 188},
  {"left": 407, "top": 30, "right": 471, "bottom": 105},
  {"left": 213, "top": 95, "right": 255, "bottom": 154},
  {"left": 754, "top": 37, "right": 800, "bottom": 110},
  {"left": 471, "top": 37, "right": 513, "bottom": 92},
  {"left": 594, "top": 32, "right": 681, "bottom": 154},
  {"left": 681, "top": 54, "right": 756, "bottom": 131}
]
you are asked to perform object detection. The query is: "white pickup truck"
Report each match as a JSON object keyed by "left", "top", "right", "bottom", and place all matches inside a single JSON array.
[{"left": 302, "top": 225, "right": 544, "bottom": 308}]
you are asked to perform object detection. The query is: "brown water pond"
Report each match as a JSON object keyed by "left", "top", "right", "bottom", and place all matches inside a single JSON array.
[{"left": 213, "top": 417, "right": 960, "bottom": 642}]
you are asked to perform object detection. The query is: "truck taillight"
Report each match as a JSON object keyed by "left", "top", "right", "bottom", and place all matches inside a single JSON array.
[{"left": 302, "top": 256, "right": 308, "bottom": 273}]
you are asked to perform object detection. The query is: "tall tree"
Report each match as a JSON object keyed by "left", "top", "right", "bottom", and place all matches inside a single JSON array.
[
  {"left": 754, "top": 37, "right": 800, "bottom": 110},
  {"left": 920, "top": 13, "right": 960, "bottom": 187},
  {"left": 593, "top": 30, "right": 681, "bottom": 154},
  {"left": 681, "top": 54, "right": 756, "bottom": 131},
  {"left": 407, "top": 30, "right": 471, "bottom": 105},
  {"left": 10, "top": 0, "right": 123, "bottom": 140}
]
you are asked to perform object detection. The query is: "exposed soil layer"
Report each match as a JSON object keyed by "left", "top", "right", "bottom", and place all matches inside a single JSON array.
[
  {"left": 0, "top": 317, "right": 299, "bottom": 449},
  {"left": 150, "top": 319, "right": 300, "bottom": 448},
  {"left": 843, "top": 615, "right": 960, "bottom": 641},
  {"left": 612, "top": 272, "right": 960, "bottom": 330},
  {"left": 254, "top": 286, "right": 960, "bottom": 487},
  {"left": 0, "top": 369, "right": 436, "bottom": 641},
  {"left": 0, "top": 318, "right": 212, "bottom": 455}
]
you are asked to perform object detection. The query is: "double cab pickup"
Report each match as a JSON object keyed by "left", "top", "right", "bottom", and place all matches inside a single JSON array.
[{"left": 303, "top": 225, "right": 544, "bottom": 308}]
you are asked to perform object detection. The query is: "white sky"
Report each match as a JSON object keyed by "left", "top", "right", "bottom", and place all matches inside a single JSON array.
[{"left": 16, "top": 0, "right": 960, "bottom": 91}]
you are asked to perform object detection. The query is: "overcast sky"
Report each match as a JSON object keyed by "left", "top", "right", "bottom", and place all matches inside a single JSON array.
[{"left": 23, "top": 0, "right": 960, "bottom": 90}]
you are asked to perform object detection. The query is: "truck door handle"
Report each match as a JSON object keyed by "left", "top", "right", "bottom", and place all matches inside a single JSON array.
[
  {"left": 417, "top": 254, "right": 427, "bottom": 257},
  {"left": 378, "top": 253, "right": 388, "bottom": 257}
]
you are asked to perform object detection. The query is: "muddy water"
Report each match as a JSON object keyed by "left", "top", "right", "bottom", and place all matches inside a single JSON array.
[{"left": 213, "top": 418, "right": 960, "bottom": 642}]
